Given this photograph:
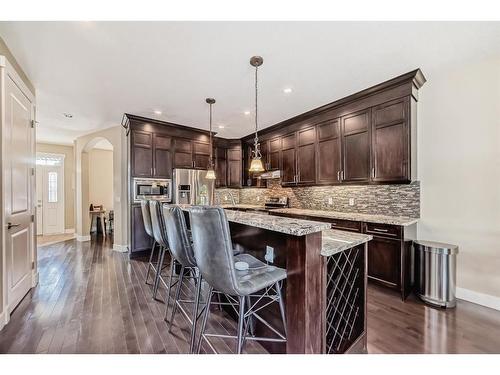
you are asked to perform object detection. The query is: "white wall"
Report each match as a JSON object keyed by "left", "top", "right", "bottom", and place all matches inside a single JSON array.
[
  {"left": 89, "top": 148, "right": 113, "bottom": 212},
  {"left": 418, "top": 56, "right": 500, "bottom": 302}
]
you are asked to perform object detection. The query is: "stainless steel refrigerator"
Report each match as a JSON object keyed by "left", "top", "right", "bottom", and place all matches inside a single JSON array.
[{"left": 173, "top": 169, "right": 215, "bottom": 205}]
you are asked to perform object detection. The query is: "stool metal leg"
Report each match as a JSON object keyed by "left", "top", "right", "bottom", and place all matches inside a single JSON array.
[
  {"left": 153, "top": 246, "right": 166, "bottom": 300},
  {"left": 196, "top": 286, "right": 214, "bottom": 354},
  {"left": 145, "top": 240, "right": 157, "bottom": 285},
  {"left": 189, "top": 274, "right": 203, "bottom": 353},
  {"left": 164, "top": 256, "right": 176, "bottom": 322},
  {"left": 168, "top": 266, "right": 185, "bottom": 332},
  {"left": 276, "top": 281, "right": 287, "bottom": 337},
  {"left": 236, "top": 296, "right": 246, "bottom": 354}
]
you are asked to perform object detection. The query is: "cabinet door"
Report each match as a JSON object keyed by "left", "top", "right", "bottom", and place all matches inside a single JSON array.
[
  {"left": 132, "top": 130, "right": 153, "bottom": 177},
  {"left": 317, "top": 119, "right": 342, "bottom": 184},
  {"left": 367, "top": 236, "right": 401, "bottom": 288},
  {"left": 227, "top": 147, "right": 242, "bottom": 188},
  {"left": 342, "top": 109, "right": 371, "bottom": 182},
  {"left": 193, "top": 141, "right": 210, "bottom": 170},
  {"left": 260, "top": 140, "right": 269, "bottom": 170},
  {"left": 372, "top": 98, "right": 410, "bottom": 182},
  {"left": 215, "top": 147, "right": 227, "bottom": 188},
  {"left": 131, "top": 205, "right": 153, "bottom": 253},
  {"left": 269, "top": 137, "right": 281, "bottom": 171},
  {"left": 153, "top": 134, "right": 172, "bottom": 178},
  {"left": 297, "top": 127, "right": 316, "bottom": 184},
  {"left": 281, "top": 133, "right": 297, "bottom": 185},
  {"left": 174, "top": 138, "right": 193, "bottom": 168}
]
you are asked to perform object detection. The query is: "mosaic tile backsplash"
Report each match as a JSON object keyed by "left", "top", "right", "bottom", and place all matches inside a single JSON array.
[{"left": 217, "top": 181, "right": 420, "bottom": 218}]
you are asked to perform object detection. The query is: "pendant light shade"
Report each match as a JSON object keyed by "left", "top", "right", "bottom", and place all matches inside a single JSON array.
[
  {"left": 249, "top": 55, "right": 265, "bottom": 173},
  {"left": 205, "top": 98, "right": 216, "bottom": 180}
]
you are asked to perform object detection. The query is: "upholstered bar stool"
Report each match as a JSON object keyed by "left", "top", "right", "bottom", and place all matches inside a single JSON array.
[
  {"left": 148, "top": 200, "right": 172, "bottom": 300},
  {"left": 189, "top": 206, "right": 287, "bottom": 354},
  {"left": 141, "top": 200, "right": 160, "bottom": 287},
  {"left": 162, "top": 204, "right": 203, "bottom": 353}
]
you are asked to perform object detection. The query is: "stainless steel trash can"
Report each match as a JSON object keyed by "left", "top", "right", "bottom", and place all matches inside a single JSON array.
[{"left": 414, "top": 240, "right": 459, "bottom": 308}]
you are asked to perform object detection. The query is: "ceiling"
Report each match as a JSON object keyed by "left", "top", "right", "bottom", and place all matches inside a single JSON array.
[{"left": 1, "top": 21, "right": 499, "bottom": 144}]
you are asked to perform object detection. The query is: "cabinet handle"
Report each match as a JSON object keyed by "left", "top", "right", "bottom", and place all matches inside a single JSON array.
[
  {"left": 337, "top": 171, "right": 341, "bottom": 181},
  {"left": 150, "top": 168, "right": 153, "bottom": 175},
  {"left": 371, "top": 167, "right": 375, "bottom": 179},
  {"left": 372, "top": 228, "right": 388, "bottom": 233},
  {"left": 153, "top": 167, "right": 156, "bottom": 175}
]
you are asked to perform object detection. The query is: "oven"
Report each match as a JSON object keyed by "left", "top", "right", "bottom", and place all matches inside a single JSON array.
[{"left": 133, "top": 178, "right": 172, "bottom": 203}]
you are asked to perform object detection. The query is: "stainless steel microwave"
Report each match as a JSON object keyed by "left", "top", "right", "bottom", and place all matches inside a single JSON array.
[{"left": 133, "top": 178, "right": 172, "bottom": 203}]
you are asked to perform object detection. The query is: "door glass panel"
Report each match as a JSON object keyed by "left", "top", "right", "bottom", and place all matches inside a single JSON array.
[{"left": 48, "top": 172, "right": 58, "bottom": 203}]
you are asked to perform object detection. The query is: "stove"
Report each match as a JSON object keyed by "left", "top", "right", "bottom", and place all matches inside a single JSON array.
[{"left": 264, "top": 196, "right": 289, "bottom": 210}]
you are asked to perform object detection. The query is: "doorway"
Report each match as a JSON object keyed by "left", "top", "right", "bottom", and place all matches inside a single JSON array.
[{"left": 35, "top": 153, "right": 65, "bottom": 236}]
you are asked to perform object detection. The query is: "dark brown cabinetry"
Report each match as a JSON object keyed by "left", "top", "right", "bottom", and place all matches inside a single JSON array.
[
  {"left": 172, "top": 138, "right": 211, "bottom": 170},
  {"left": 131, "top": 130, "right": 172, "bottom": 178},
  {"left": 227, "top": 144, "right": 242, "bottom": 188},
  {"left": 131, "top": 204, "right": 153, "bottom": 253},
  {"left": 317, "top": 119, "right": 342, "bottom": 184},
  {"left": 215, "top": 146, "right": 227, "bottom": 188},
  {"left": 269, "top": 137, "right": 281, "bottom": 171},
  {"left": 341, "top": 109, "right": 371, "bottom": 183},
  {"left": 296, "top": 127, "right": 316, "bottom": 184},
  {"left": 281, "top": 133, "right": 297, "bottom": 185}
]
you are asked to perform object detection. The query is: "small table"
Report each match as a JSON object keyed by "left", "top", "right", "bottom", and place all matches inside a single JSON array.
[{"left": 89, "top": 209, "right": 106, "bottom": 237}]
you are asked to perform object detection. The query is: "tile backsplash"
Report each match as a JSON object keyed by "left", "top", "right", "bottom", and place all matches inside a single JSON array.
[{"left": 216, "top": 180, "right": 420, "bottom": 218}]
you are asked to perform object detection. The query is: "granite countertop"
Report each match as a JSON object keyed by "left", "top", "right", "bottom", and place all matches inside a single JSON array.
[
  {"left": 271, "top": 208, "right": 418, "bottom": 226},
  {"left": 181, "top": 205, "right": 331, "bottom": 236},
  {"left": 322, "top": 229, "right": 372, "bottom": 257},
  {"left": 220, "top": 204, "right": 266, "bottom": 211}
]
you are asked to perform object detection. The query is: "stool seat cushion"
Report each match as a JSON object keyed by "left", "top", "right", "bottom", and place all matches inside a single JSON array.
[{"left": 233, "top": 254, "right": 286, "bottom": 295}]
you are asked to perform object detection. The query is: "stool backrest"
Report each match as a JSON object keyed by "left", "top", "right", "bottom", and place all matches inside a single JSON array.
[
  {"left": 149, "top": 200, "right": 169, "bottom": 248},
  {"left": 163, "top": 204, "right": 196, "bottom": 267},
  {"left": 189, "top": 206, "right": 239, "bottom": 295},
  {"left": 140, "top": 200, "right": 153, "bottom": 238}
]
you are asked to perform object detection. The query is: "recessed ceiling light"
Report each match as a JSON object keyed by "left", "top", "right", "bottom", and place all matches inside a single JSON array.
[
  {"left": 283, "top": 87, "right": 293, "bottom": 94},
  {"left": 154, "top": 110, "right": 162, "bottom": 115},
  {"left": 218, "top": 125, "right": 225, "bottom": 129},
  {"left": 244, "top": 111, "right": 251, "bottom": 115},
  {"left": 63, "top": 113, "right": 73, "bottom": 118}
]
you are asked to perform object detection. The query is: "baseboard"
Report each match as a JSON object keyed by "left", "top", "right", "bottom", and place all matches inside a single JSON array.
[
  {"left": 456, "top": 287, "right": 500, "bottom": 311},
  {"left": 32, "top": 270, "right": 39, "bottom": 287},
  {"left": 65, "top": 228, "right": 75, "bottom": 234},
  {"left": 112, "top": 244, "right": 129, "bottom": 253},
  {"left": 76, "top": 235, "right": 91, "bottom": 242}
]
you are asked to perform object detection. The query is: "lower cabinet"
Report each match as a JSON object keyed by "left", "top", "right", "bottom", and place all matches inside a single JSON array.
[
  {"left": 130, "top": 204, "right": 153, "bottom": 257},
  {"left": 367, "top": 236, "right": 401, "bottom": 288}
]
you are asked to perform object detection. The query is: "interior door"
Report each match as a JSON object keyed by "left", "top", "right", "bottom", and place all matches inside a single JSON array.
[
  {"left": 42, "top": 165, "right": 64, "bottom": 234},
  {"left": 35, "top": 167, "right": 43, "bottom": 235},
  {"left": 4, "top": 73, "right": 34, "bottom": 313}
]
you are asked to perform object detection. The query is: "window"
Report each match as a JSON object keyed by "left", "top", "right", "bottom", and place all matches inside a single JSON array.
[
  {"left": 36, "top": 154, "right": 63, "bottom": 166},
  {"left": 48, "top": 172, "right": 58, "bottom": 203}
]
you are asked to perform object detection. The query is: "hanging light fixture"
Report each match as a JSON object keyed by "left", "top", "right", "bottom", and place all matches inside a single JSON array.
[
  {"left": 249, "top": 56, "right": 265, "bottom": 173},
  {"left": 205, "top": 97, "right": 216, "bottom": 180}
]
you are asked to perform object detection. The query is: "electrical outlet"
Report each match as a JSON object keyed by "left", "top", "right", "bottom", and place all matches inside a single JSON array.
[
  {"left": 265, "top": 246, "right": 274, "bottom": 263},
  {"left": 257, "top": 196, "right": 261, "bottom": 202},
  {"left": 349, "top": 198, "right": 355, "bottom": 206},
  {"left": 327, "top": 197, "right": 333, "bottom": 205},
  {"left": 224, "top": 195, "right": 228, "bottom": 201}
]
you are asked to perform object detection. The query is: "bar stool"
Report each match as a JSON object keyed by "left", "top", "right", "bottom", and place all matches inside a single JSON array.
[
  {"left": 149, "top": 200, "right": 171, "bottom": 300},
  {"left": 141, "top": 200, "right": 159, "bottom": 287},
  {"left": 189, "top": 206, "right": 287, "bottom": 354},
  {"left": 162, "top": 204, "right": 202, "bottom": 353}
]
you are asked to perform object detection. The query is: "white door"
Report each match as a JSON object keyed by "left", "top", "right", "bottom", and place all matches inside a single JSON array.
[
  {"left": 36, "top": 167, "right": 43, "bottom": 235},
  {"left": 4, "top": 72, "right": 35, "bottom": 313},
  {"left": 42, "top": 165, "right": 64, "bottom": 235}
]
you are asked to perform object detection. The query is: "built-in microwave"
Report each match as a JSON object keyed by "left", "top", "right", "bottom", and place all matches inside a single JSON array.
[{"left": 133, "top": 178, "right": 172, "bottom": 203}]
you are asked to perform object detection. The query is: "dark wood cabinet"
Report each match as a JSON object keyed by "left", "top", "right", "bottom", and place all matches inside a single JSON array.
[
  {"left": 269, "top": 137, "right": 281, "bottom": 171},
  {"left": 131, "top": 204, "right": 153, "bottom": 253},
  {"left": 173, "top": 138, "right": 193, "bottom": 168},
  {"left": 227, "top": 145, "right": 242, "bottom": 188},
  {"left": 215, "top": 146, "right": 227, "bottom": 188},
  {"left": 131, "top": 130, "right": 153, "bottom": 177},
  {"left": 371, "top": 98, "right": 410, "bottom": 182},
  {"left": 153, "top": 134, "right": 172, "bottom": 178},
  {"left": 317, "top": 119, "right": 342, "bottom": 184},
  {"left": 367, "top": 236, "right": 401, "bottom": 288},
  {"left": 297, "top": 127, "right": 316, "bottom": 184},
  {"left": 281, "top": 133, "right": 297, "bottom": 185},
  {"left": 193, "top": 141, "right": 210, "bottom": 170},
  {"left": 342, "top": 109, "right": 371, "bottom": 183}
]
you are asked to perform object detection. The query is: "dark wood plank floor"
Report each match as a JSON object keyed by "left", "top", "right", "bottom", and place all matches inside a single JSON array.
[{"left": 1, "top": 236, "right": 499, "bottom": 354}]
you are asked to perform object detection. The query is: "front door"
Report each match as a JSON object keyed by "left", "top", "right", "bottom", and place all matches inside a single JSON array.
[
  {"left": 42, "top": 165, "right": 64, "bottom": 235},
  {"left": 4, "top": 71, "right": 35, "bottom": 313}
]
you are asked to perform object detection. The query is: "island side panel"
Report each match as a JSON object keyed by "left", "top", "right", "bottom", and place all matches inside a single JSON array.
[{"left": 285, "top": 232, "right": 324, "bottom": 354}]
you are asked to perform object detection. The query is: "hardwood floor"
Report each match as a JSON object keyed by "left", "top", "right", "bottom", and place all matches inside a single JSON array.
[{"left": 1, "top": 236, "right": 499, "bottom": 354}]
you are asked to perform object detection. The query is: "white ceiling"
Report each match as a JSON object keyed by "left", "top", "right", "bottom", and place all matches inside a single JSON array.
[{"left": 1, "top": 21, "right": 499, "bottom": 144}]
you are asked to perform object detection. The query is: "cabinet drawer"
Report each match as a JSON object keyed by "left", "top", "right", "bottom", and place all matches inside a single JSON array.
[
  {"left": 329, "top": 219, "right": 362, "bottom": 232},
  {"left": 365, "top": 222, "right": 401, "bottom": 239}
]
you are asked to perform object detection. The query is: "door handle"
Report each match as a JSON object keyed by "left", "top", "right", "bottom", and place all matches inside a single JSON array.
[{"left": 7, "top": 222, "right": 20, "bottom": 230}]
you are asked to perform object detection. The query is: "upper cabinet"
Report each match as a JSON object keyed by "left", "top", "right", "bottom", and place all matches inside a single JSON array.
[
  {"left": 296, "top": 127, "right": 316, "bottom": 184},
  {"left": 131, "top": 130, "right": 172, "bottom": 178},
  {"left": 317, "top": 119, "right": 342, "bottom": 184},
  {"left": 371, "top": 98, "right": 410, "bottom": 183},
  {"left": 341, "top": 109, "right": 371, "bottom": 183},
  {"left": 227, "top": 143, "right": 243, "bottom": 188},
  {"left": 281, "top": 133, "right": 297, "bottom": 186}
]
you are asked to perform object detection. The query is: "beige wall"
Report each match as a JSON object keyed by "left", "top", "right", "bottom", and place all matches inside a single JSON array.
[
  {"left": 418, "top": 56, "right": 500, "bottom": 301},
  {"left": 36, "top": 143, "right": 75, "bottom": 231},
  {"left": 0, "top": 37, "right": 35, "bottom": 95},
  {"left": 89, "top": 148, "right": 114, "bottom": 212}
]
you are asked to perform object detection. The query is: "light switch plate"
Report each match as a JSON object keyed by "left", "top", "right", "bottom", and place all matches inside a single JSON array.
[
  {"left": 265, "top": 246, "right": 274, "bottom": 263},
  {"left": 349, "top": 198, "right": 355, "bottom": 206},
  {"left": 327, "top": 197, "right": 333, "bottom": 205}
]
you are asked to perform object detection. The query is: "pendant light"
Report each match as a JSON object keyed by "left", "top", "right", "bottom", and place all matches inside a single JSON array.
[
  {"left": 205, "top": 97, "right": 216, "bottom": 180},
  {"left": 248, "top": 56, "right": 265, "bottom": 173}
]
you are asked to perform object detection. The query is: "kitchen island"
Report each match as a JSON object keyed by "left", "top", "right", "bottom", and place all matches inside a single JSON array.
[{"left": 182, "top": 207, "right": 372, "bottom": 354}]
